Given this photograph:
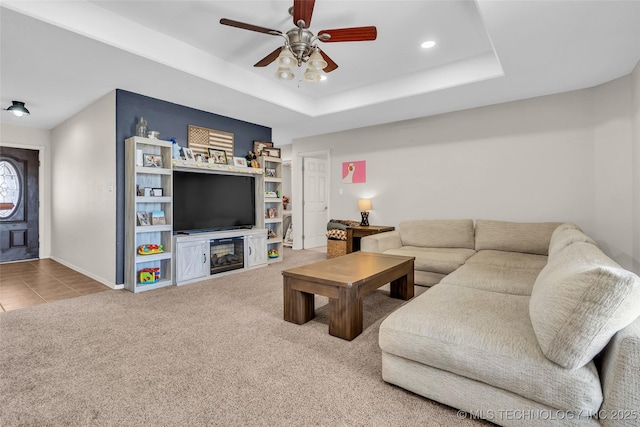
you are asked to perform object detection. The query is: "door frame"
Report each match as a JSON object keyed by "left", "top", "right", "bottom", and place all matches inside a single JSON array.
[
  {"left": 293, "top": 149, "right": 330, "bottom": 249},
  {"left": 0, "top": 143, "right": 45, "bottom": 260}
]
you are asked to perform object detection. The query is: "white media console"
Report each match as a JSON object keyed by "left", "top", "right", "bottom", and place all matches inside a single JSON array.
[{"left": 173, "top": 228, "right": 268, "bottom": 286}]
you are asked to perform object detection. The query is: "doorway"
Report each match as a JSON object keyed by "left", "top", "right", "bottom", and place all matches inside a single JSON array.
[
  {"left": 301, "top": 152, "right": 329, "bottom": 249},
  {"left": 0, "top": 147, "right": 40, "bottom": 262}
]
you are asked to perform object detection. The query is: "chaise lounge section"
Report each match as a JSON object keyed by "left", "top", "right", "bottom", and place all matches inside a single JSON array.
[{"left": 362, "top": 220, "right": 640, "bottom": 426}]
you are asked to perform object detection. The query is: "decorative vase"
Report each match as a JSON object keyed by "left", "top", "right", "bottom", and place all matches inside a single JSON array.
[{"left": 136, "top": 117, "right": 148, "bottom": 137}]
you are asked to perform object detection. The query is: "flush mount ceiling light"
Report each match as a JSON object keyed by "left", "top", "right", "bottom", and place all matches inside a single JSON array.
[
  {"left": 421, "top": 40, "right": 436, "bottom": 49},
  {"left": 220, "top": 0, "right": 377, "bottom": 83},
  {"left": 4, "top": 101, "right": 30, "bottom": 118}
]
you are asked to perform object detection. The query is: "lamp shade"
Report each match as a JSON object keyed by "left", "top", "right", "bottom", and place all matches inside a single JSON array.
[
  {"left": 277, "top": 48, "right": 296, "bottom": 68},
  {"left": 275, "top": 67, "right": 295, "bottom": 80},
  {"left": 358, "top": 199, "right": 372, "bottom": 211},
  {"left": 6, "top": 101, "right": 30, "bottom": 117},
  {"left": 307, "top": 49, "right": 328, "bottom": 70}
]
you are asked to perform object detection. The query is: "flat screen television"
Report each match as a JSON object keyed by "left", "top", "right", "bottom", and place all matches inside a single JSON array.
[{"left": 173, "top": 171, "right": 256, "bottom": 233}]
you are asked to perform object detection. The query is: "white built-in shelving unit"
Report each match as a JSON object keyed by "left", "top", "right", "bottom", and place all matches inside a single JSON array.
[
  {"left": 125, "top": 136, "right": 174, "bottom": 293},
  {"left": 259, "top": 155, "right": 283, "bottom": 264}
]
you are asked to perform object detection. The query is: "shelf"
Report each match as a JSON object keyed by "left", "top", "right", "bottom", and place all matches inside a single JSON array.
[
  {"left": 135, "top": 252, "right": 172, "bottom": 263},
  {"left": 126, "top": 136, "right": 174, "bottom": 294},
  {"left": 264, "top": 177, "right": 282, "bottom": 183},
  {"left": 173, "top": 160, "right": 265, "bottom": 175},
  {"left": 136, "top": 225, "right": 172, "bottom": 233},
  {"left": 265, "top": 218, "right": 282, "bottom": 224},
  {"left": 134, "top": 279, "right": 173, "bottom": 292},
  {"left": 136, "top": 196, "right": 171, "bottom": 203},
  {"left": 267, "top": 238, "right": 283, "bottom": 244},
  {"left": 136, "top": 166, "right": 172, "bottom": 175},
  {"left": 264, "top": 197, "right": 282, "bottom": 203},
  {"left": 261, "top": 156, "right": 282, "bottom": 163}
]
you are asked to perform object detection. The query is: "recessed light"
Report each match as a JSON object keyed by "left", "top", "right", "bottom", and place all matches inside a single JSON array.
[
  {"left": 421, "top": 40, "right": 436, "bottom": 49},
  {"left": 320, "top": 75, "right": 327, "bottom": 81}
]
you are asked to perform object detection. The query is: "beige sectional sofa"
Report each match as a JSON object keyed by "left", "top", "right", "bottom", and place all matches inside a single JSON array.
[{"left": 361, "top": 220, "right": 640, "bottom": 426}]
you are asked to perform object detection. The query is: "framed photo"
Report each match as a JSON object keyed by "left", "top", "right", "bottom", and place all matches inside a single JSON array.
[
  {"left": 265, "top": 168, "right": 276, "bottom": 177},
  {"left": 136, "top": 211, "right": 150, "bottom": 226},
  {"left": 151, "top": 188, "right": 163, "bottom": 197},
  {"left": 208, "top": 148, "right": 228, "bottom": 165},
  {"left": 253, "top": 141, "right": 273, "bottom": 156},
  {"left": 233, "top": 157, "right": 248, "bottom": 167},
  {"left": 143, "top": 153, "right": 163, "bottom": 168},
  {"left": 151, "top": 211, "right": 166, "bottom": 225},
  {"left": 263, "top": 147, "right": 281, "bottom": 158},
  {"left": 182, "top": 147, "right": 195, "bottom": 161},
  {"left": 143, "top": 187, "right": 152, "bottom": 197}
]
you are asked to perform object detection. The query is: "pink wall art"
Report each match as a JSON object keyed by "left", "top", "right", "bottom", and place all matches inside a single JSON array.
[{"left": 342, "top": 160, "right": 366, "bottom": 184}]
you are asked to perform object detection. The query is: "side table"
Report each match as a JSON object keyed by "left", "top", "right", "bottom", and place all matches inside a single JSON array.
[{"left": 346, "top": 225, "right": 395, "bottom": 253}]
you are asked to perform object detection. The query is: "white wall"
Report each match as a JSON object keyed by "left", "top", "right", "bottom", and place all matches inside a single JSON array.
[
  {"left": 632, "top": 63, "right": 640, "bottom": 273},
  {"left": 0, "top": 124, "right": 52, "bottom": 258},
  {"left": 293, "top": 70, "right": 639, "bottom": 273},
  {"left": 592, "top": 75, "right": 634, "bottom": 268},
  {"left": 51, "top": 91, "right": 117, "bottom": 286}
]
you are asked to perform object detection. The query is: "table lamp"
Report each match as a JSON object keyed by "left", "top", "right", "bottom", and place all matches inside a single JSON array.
[{"left": 358, "top": 199, "right": 372, "bottom": 226}]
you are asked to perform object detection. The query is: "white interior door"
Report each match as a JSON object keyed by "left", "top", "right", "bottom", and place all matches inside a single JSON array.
[{"left": 303, "top": 156, "right": 328, "bottom": 248}]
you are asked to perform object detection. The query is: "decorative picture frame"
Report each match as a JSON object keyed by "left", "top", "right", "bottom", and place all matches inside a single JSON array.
[
  {"left": 143, "top": 153, "right": 163, "bottom": 168},
  {"left": 151, "top": 188, "right": 163, "bottom": 197},
  {"left": 151, "top": 211, "right": 166, "bottom": 225},
  {"left": 233, "top": 157, "right": 248, "bottom": 167},
  {"left": 182, "top": 147, "right": 195, "bottom": 161},
  {"left": 263, "top": 147, "right": 281, "bottom": 158},
  {"left": 265, "top": 168, "right": 276, "bottom": 177},
  {"left": 136, "top": 211, "right": 150, "bottom": 226},
  {"left": 208, "top": 148, "right": 228, "bottom": 165},
  {"left": 143, "top": 187, "right": 152, "bottom": 197},
  {"left": 253, "top": 141, "right": 274, "bottom": 156}
]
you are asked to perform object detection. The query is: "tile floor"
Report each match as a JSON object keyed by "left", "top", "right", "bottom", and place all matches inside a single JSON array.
[{"left": 0, "top": 259, "right": 110, "bottom": 312}]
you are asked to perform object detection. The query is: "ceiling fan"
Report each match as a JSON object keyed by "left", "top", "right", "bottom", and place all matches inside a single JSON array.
[{"left": 219, "top": 0, "right": 377, "bottom": 82}]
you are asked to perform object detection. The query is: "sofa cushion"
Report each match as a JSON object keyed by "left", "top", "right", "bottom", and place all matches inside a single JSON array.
[
  {"left": 530, "top": 242, "right": 640, "bottom": 369},
  {"left": 383, "top": 246, "right": 476, "bottom": 275},
  {"left": 474, "top": 220, "right": 561, "bottom": 255},
  {"left": 465, "top": 250, "right": 548, "bottom": 270},
  {"left": 440, "top": 263, "right": 540, "bottom": 296},
  {"left": 399, "top": 219, "right": 475, "bottom": 249},
  {"left": 548, "top": 225, "right": 597, "bottom": 257},
  {"left": 379, "top": 284, "right": 603, "bottom": 412}
]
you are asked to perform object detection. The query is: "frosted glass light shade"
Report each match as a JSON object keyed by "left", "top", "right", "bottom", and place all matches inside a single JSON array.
[
  {"left": 303, "top": 67, "right": 321, "bottom": 82},
  {"left": 307, "top": 49, "right": 327, "bottom": 70},
  {"left": 277, "top": 48, "right": 295, "bottom": 68},
  {"left": 358, "top": 199, "right": 372, "bottom": 211},
  {"left": 275, "top": 67, "right": 295, "bottom": 80}
]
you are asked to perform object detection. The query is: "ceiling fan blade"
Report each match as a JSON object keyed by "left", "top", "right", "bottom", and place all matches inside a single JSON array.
[
  {"left": 319, "top": 50, "right": 338, "bottom": 73},
  {"left": 220, "top": 18, "right": 282, "bottom": 36},
  {"left": 254, "top": 47, "right": 282, "bottom": 67},
  {"left": 318, "top": 26, "right": 377, "bottom": 42},
  {"left": 293, "top": 0, "right": 315, "bottom": 28}
]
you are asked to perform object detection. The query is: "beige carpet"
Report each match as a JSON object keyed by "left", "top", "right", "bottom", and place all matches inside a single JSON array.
[{"left": 0, "top": 248, "right": 488, "bottom": 426}]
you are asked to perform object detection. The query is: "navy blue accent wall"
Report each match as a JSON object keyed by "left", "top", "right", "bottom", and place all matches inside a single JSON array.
[{"left": 115, "top": 89, "right": 272, "bottom": 284}]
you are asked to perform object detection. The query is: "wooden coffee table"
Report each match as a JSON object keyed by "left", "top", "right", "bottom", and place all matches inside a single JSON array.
[{"left": 282, "top": 252, "right": 415, "bottom": 340}]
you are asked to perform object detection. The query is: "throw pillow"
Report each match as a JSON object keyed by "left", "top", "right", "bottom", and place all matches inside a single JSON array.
[{"left": 529, "top": 242, "right": 640, "bottom": 369}]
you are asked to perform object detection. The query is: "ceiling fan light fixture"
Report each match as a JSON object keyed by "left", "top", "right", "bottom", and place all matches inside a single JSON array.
[
  {"left": 277, "top": 47, "right": 296, "bottom": 68},
  {"left": 5, "top": 101, "right": 30, "bottom": 118},
  {"left": 307, "top": 48, "right": 327, "bottom": 70},
  {"left": 303, "top": 67, "right": 322, "bottom": 83},
  {"left": 275, "top": 67, "right": 295, "bottom": 80}
]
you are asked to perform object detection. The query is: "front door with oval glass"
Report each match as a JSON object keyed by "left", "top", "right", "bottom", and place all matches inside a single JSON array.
[{"left": 0, "top": 147, "right": 39, "bottom": 262}]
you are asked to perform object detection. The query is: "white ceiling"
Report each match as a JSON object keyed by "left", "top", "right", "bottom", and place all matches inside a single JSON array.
[{"left": 1, "top": 1, "right": 639, "bottom": 144}]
